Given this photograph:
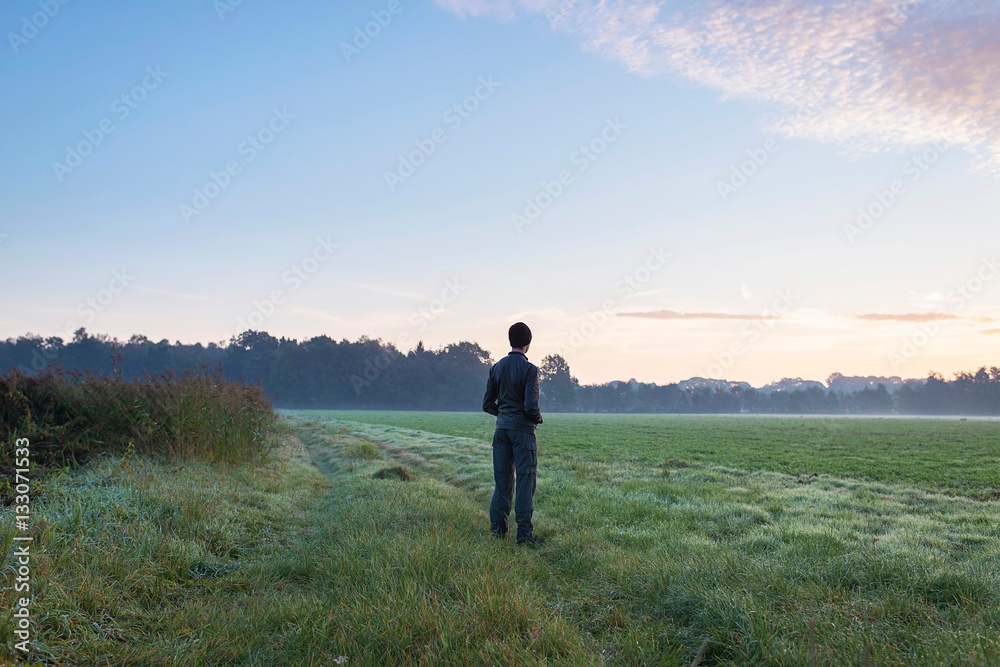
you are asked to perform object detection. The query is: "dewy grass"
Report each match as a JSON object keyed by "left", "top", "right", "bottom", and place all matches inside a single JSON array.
[
  {"left": 0, "top": 424, "right": 594, "bottom": 665},
  {"left": 2, "top": 411, "right": 998, "bottom": 664},
  {"left": 0, "top": 432, "right": 330, "bottom": 665},
  {"left": 318, "top": 411, "right": 1000, "bottom": 497},
  {"left": 287, "top": 412, "right": 1000, "bottom": 665},
  {"left": 344, "top": 436, "right": 381, "bottom": 461}
]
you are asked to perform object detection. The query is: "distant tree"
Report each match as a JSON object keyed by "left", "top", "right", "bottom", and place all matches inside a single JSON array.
[
  {"left": 539, "top": 354, "right": 578, "bottom": 412},
  {"left": 225, "top": 330, "right": 280, "bottom": 386},
  {"left": 854, "top": 384, "right": 893, "bottom": 413},
  {"left": 430, "top": 342, "right": 494, "bottom": 410}
]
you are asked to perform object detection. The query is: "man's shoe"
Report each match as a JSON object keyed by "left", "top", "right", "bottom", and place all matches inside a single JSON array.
[
  {"left": 516, "top": 535, "right": 544, "bottom": 548},
  {"left": 490, "top": 530, "right": 507, "bottom": 539}
]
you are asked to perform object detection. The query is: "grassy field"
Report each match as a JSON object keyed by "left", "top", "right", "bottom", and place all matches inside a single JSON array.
[
  {"left": 287, "top": 411, "right": 1000, "bottom": 665},
  {"left": 0, "top": 429, "right": 332, "bottom": 665},
  {"left": 319, "top": 411, "right": 1000, "bottom": 497},
  {"left": 2, "top": 411, "right": 998, "bottom": 665}
]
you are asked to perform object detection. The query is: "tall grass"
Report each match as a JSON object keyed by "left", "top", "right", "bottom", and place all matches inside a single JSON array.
[{"left": 0, "top": 368, "right": 277, "bottom": 478}]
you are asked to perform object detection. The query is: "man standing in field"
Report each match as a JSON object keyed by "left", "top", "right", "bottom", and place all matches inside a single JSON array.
[{"left": 482, "top": 322, "right": 544, "bottom": 546}]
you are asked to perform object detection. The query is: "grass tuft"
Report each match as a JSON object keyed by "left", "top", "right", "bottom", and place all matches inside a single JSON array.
[
  {"left": 344, "top": 437, "right": 381, "bottom": 460},
  {"left": 373, "top": 465, "right": 414, "bottom": 481}
]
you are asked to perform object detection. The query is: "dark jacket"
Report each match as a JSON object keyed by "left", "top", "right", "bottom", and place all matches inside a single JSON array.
[{"left": 482, "top": 351, "right": 543, "bottom": 434}]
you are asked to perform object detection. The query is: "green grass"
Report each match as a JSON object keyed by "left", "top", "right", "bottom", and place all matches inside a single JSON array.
[
  {"left": 288, "top": 411, "right": 1000, "bottom": 665},
  {"left": 315, "top": 411, "right": 1000, "bottom": 498},
  {"left": 0, "top": 429, "right": 325, "bottom": 665},
  {"left": 0, "top": 424, "right": 595, "bottom": 665},
  {"left": 2, "top": 411, "right": 998, "bottom": 665}
]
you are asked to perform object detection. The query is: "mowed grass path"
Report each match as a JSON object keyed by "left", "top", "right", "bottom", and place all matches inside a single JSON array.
[{"left": 316, "top": 412, "right": 1000, "bottom": 498}]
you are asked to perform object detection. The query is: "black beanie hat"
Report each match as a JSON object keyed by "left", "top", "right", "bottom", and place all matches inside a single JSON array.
[{"left": 509, "top": 322, "right": 532, "bottom": 349}]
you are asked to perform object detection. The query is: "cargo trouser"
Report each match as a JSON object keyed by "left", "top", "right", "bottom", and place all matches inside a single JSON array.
[{"left": 490, "top": 428, "right": 537, "bottom": 541}]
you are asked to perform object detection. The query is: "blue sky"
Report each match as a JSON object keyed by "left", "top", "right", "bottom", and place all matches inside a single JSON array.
[{"left": 2, "top": 0, "right": 998, "bottom": 385}]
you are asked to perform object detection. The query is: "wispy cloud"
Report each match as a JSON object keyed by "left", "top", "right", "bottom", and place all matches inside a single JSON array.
[
  {"left": 849, "top": 312, "right": 962, "bottom": 323},
  {"left": 137, "top": 286, "right": 218, "bottom": 303},
  {"left": 345, "top": 282, "right": 428, "bottom": 301},
  {"left": 287, "top": 306, "right": 345, "bottom": 322},
  {"left": 618, "top": 309, "right": 782, "bottom": 321},
  {"left": 436, "top": 0, "right": 1000, "bottom": 170},
  {"left": 851, "top": 312, "right": 998, "bottom": 323},
  {"left": 619, "top": 309, "right": 996, "bottom": 323}
]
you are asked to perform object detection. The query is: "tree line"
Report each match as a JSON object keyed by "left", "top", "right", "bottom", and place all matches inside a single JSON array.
[{"left": 1, "top": 329, "right": 997, "bottom": 415}]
